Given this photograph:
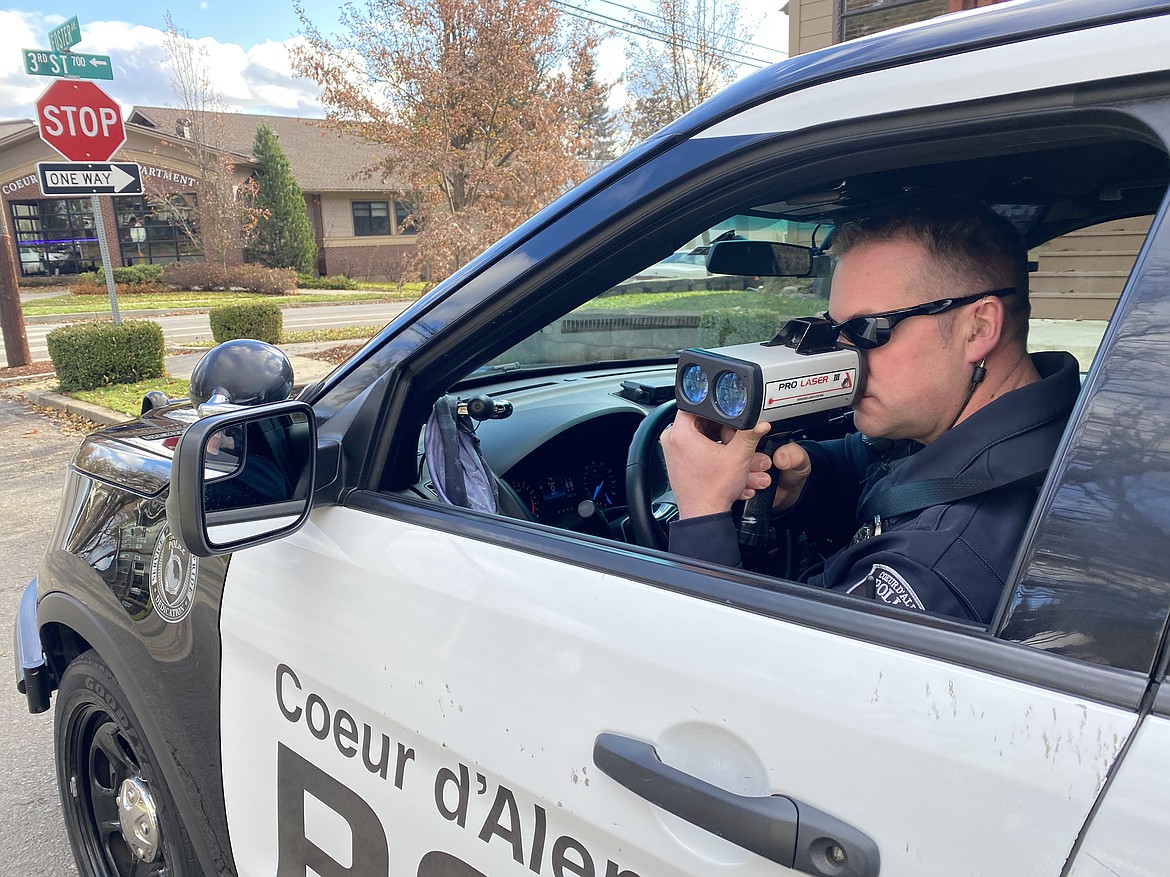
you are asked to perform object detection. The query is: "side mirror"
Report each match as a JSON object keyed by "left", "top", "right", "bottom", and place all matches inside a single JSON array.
[
  {"left": 705, "top": 240, "right": 815, "bottom": 277},
  {"left": 166, "top": 401, "right": 316, "bottom": 557}
]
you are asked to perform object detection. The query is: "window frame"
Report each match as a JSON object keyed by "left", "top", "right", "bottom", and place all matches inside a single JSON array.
[{"left": 351, "top": 200, "right": 392, "bottom": 237}]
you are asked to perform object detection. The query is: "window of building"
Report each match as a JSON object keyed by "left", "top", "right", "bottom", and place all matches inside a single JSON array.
[
  {"left": 395, "top": 201, "right": 417, "bottom": 236},
  {"left": 838, "top": 0, "right": 949, "bottom": 41},
  {"left": 353, "top": 201, "right": 391, "bottom": 236},
  {"left": 114, "top": 195, "right": 203, "bottom": 266},
  {"left": 10, "top": 199, "right": 100, "bottom": 277}
]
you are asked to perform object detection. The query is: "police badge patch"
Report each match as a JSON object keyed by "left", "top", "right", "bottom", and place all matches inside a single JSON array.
[
  {"left": 856, "top": 563, "right": 925, "bottom": 611},
  {"left": 149, "top": 525, "right": 199, "bottom": 623}
]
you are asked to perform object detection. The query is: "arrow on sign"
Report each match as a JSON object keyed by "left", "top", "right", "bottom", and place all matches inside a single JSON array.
[{"left": 36, "top": 161, "right": 144, "bottom": 196}]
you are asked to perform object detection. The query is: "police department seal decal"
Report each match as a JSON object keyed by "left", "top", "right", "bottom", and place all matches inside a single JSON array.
[{"left": 149, "top": 525, "right": 198, "bottom": 623}]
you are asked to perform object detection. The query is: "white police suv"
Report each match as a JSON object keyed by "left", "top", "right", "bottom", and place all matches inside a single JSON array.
[{"left": 15, "top": 1, "right": 1170, "bottom": 875}]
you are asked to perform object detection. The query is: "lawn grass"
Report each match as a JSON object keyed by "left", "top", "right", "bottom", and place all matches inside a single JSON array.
[
  {"left": 71, "top": 376, "right": 192, "bottom": 416},
  {"left": 22, "top": 289, "right": 415, "bottom": 317},
  {"left": 581, "top": 289, "right": 820, "bottom": 315},
  {"left": 174, "top": 326, "right": 379, "bottom": 349}
]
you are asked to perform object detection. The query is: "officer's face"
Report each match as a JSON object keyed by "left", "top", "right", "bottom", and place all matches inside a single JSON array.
[{"left": 828, "top": 238, "right": 980, "bottom": 445}]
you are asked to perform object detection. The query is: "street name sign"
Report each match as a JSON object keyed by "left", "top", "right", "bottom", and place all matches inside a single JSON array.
[
  {"left": 23, "top": 49, "right": 113, "bottom": 80},
  {"left": 48, "top": 16, "right": 81, "bottom": 53},
  {"left": 34, "top": 79, "right": 125, "bottom": 162},
  {"left": 37, "top": 162, "right": 142, "bottom": 196}
]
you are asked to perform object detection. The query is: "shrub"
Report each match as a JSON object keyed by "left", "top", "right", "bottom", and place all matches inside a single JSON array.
[
  {"left": 161, "top": 263, "right": 298, "bottom": 295},
  {"left": 209, "top": 301, "right": 282, "bottom": 344},
  {"left": 68, "top": 273, "right": 105, "bottom": 294},
  {"left": 698, "top": 308, "right": 789, "bottom": 347},
  {"left": 92, "top": 264, "right": 165, "bottom": 285},
  {"left": 18, "top": 276, "right": 74, "bottom": 289},
  {"left": 46, "top": 321, "right": 165, "bottom": 392},
  {"left": 296, "top": 273, "right": 360, "bottom": 290}
]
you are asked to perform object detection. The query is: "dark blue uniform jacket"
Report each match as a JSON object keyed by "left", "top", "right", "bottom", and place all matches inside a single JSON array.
[{"left": 668, "top": 351, "right": 1081, "bottom": 624}]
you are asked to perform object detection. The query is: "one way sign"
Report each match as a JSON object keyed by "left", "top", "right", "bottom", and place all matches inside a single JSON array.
[{"left": 36, "top": 161, "right": 143, "bottom": 196}]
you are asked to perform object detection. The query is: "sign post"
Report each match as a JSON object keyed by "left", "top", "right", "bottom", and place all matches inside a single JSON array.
[{"left": 34, "top": 78, "right": 131, "bottom": 324}]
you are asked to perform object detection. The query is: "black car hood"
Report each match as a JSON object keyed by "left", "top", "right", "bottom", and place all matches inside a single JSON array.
[{"left": 72, "top": 404, "right": 204, "bottom": 498}]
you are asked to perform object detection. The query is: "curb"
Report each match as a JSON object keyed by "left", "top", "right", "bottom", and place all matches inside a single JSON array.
[{"left": 12, "top": 384, "right": 127, "bottom": 426}]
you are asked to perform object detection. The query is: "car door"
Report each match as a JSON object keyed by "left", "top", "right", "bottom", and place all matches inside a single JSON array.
[
  {"left": 212, "top": 17, "right": 1170, "bottom": 877},
  {"left": 215, "top": 499, "right": 1141, "bottom": 877}
]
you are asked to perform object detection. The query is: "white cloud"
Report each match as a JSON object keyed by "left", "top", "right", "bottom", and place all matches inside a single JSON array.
[
  {"left": 0, "top": 4, "right": 786, "bottom": 124},
  {"left": 0, "top": 12, "right": 323, "bottom": 120}
]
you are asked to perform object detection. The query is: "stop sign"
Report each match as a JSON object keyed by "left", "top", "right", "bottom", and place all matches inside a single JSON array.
[{"left": 35, "top": 79, "right": 125, "bottom": 162}]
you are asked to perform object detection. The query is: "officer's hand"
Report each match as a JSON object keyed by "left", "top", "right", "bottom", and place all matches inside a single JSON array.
[
  {"left": 661, "top": 411, "right": 770, "bottom": 519},
  {"left": 771, "top": 441, "right": 812, "bottom": 511}
]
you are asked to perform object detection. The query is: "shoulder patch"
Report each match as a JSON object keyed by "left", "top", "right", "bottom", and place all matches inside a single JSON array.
[{"left": 856, "top": 563, "right": 926, "bottom": 611}]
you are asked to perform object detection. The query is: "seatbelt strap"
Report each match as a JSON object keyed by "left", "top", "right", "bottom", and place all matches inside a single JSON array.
[{"left": 857, "top": 468, "right": 1049, "bottom": 522}]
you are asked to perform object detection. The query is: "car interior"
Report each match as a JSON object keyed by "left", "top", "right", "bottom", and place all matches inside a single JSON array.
[{"left": 394, "top": 111, "right": 1170, "bottom": 612}]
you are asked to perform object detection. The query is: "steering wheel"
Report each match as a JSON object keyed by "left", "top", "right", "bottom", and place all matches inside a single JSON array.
[
  {"left": 625, "top": 401, "right": 678, "bottom": 549},
  {"left": 624, "top": 401, "right": 802, "bottom": 576}
]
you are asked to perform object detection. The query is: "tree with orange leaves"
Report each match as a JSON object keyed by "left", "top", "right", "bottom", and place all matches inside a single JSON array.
[{"left": 293, "top": 0, "right": 604, "bottom": 282}]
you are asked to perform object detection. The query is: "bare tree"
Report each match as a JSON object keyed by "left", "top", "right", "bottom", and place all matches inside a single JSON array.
[
  {"left": 293, "top": 0, "right": 603, "bottom": 282},
  {"left": 623, "top": 0, "right": 755, "bottom": 142},
  {"left": 160, "top": 14, "right": 263, "bottom": 269}
]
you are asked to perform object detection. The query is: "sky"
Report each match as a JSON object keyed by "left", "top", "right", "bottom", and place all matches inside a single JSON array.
[{"left": 0, "top": 1, "right": 789, "bottom": 122}]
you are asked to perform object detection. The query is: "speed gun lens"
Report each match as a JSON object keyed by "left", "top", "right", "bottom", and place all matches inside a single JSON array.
[
  {"left": 714, "top": 371, "right": 748, "bottom": 419},
  {"left": 681, "top": 364, "right": 709, "bottom": 404}
]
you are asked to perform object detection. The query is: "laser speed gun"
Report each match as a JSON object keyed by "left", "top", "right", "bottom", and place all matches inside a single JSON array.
[
  {"left": 675, "top": 317, "right": 864, "bottom": 430},
  {"left": 673, "top": 317, "right": 866, "bottom": 549}
]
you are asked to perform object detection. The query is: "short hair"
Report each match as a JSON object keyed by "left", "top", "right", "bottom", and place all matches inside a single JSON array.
[{"left": 831, "top": 196, "right": 1031, "bottom": 346}]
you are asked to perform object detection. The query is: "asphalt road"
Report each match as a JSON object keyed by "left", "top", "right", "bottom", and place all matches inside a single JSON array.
[
  {"left": 3, "top": 300, "right": 412, "bottom": 361},
  {"left": 0, "top": 396, "right": 81, "bottom": 875}
]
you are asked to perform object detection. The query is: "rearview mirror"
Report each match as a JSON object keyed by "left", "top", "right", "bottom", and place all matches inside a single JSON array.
[
  {"left": 705, "top": 240, "right": 815, "bottom": 277},
  {"left": 167, "top": 401, "right": 316, "bottom": 557}
]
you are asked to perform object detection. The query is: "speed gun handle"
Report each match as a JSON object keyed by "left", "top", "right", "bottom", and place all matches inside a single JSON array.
[{"left": 738, "top": 435, "right": 784, "bottom": 549}]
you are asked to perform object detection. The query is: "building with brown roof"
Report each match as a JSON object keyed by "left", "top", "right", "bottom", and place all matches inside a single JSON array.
[{"left": 0, "top": 107, "right": 417, "bottom": 281}]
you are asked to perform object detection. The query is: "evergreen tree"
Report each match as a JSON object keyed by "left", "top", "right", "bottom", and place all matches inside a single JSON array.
[
  {"left": 579, "top": 61, "right": 619, "bottom": 162},
  {"left": 251, "top": 122, "right": 317, "bottom": 274}
]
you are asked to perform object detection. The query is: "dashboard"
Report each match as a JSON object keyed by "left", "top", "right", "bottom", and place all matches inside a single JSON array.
[
  {"left": 501, "top": 412, "right": 644, "bottom": 526},
  {"left": 451, "top": 366, "right": 675, "bottom": 533}
]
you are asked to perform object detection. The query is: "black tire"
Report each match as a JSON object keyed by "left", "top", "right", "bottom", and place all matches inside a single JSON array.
[{"left": 54, "top": 650, "right": 201, "bottom": 877}]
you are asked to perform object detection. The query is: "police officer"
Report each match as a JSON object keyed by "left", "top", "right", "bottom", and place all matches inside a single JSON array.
[{"left": 662, "top": 197, "right": 1081, "bottom": 624}]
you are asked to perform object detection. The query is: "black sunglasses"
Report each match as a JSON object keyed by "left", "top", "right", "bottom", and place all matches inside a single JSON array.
[{"left": 824, "top": 288, "right": 1015, "bottom": 350}]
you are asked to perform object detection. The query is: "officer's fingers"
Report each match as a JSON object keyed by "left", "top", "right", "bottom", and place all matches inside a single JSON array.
[
  {"left": 747, "top": 469, "right": 772, "bottom": 490},
  {"left": 730, "top": 422, "right": 770, "bottom": 450},
  {"left": 773, "top": 441, "right": 812, "bottom": 476}
]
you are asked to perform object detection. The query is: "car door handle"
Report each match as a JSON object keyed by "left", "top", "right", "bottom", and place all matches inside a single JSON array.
[{"left": 594, "top": 733, "right": 879, "bottom": 877}]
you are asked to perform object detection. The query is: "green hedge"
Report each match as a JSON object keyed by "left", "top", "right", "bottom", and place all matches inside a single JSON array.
[
  {"left": 698, "top": 308, "right": 790, "bottom": 347},
  {"left": 78, "top": 264, "right": 165, "bottom": 286},
  {"left": 296, "top": 272, "right": 360, "bottom": 290},
  {"left": 209, "top": 301, "right": 282, "bottom": 344},
  {"left": 46, "top": 320, "right": 165, "bottom": 391}
]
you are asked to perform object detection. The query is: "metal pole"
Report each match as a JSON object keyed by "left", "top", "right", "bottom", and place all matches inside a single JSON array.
[{"left": 91, "top": 195, "right": 121, "bottom": 325}]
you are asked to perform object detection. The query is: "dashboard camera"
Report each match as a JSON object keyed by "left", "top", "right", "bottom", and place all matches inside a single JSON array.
[{"left": 675, "top": 317, "right": 864, "bottom": 431}]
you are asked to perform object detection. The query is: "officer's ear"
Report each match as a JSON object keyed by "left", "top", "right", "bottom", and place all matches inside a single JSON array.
[{"left": 964, "top": 296, "right": 1002, "bottom": 363}]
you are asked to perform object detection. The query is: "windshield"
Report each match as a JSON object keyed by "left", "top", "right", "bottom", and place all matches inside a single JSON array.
[{"left": 480, "top": 216, "right": 827, "bottom": 374}]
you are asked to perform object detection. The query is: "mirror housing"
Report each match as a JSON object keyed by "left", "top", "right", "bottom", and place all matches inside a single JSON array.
[
  {"left": 706, "top": 240, "right": 816, "bottom": 277},
  {"left": 167, "top": 401, "right": 316, "bottom": 557}
]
